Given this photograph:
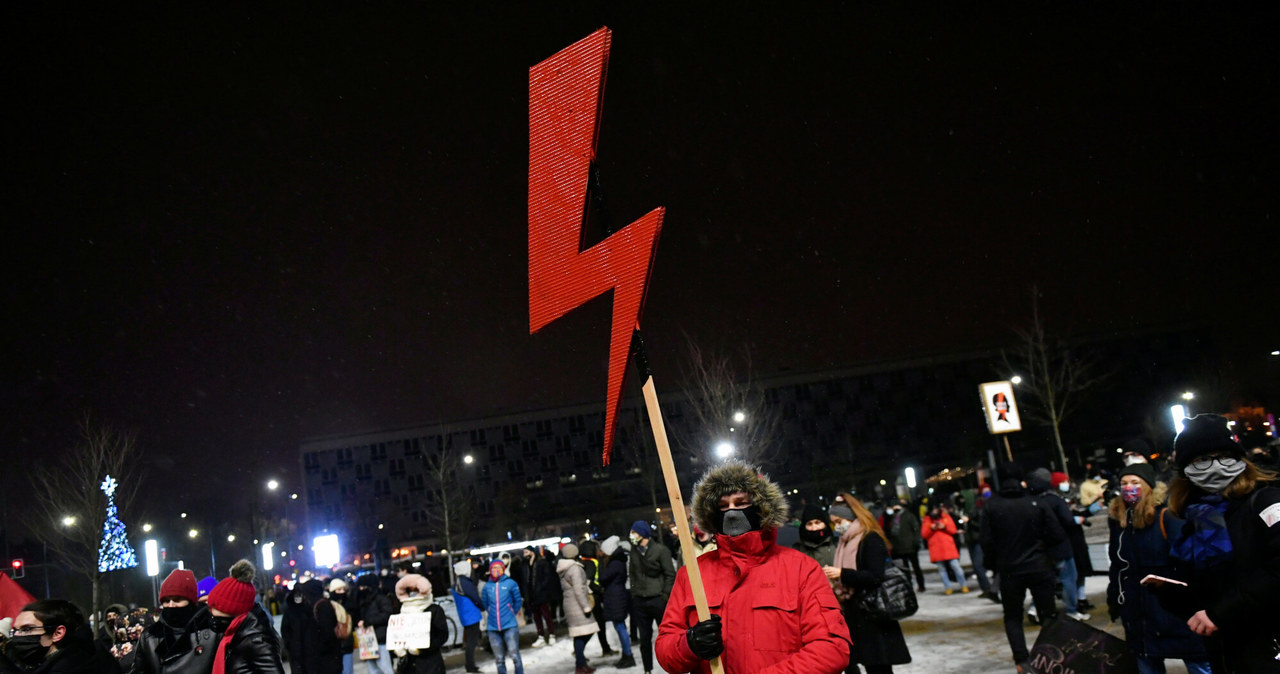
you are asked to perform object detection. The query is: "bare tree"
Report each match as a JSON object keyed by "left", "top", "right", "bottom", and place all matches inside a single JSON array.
[
  {"left": 34, "top": 415, "right": 144, "bottom": 625},
  {"left": 1002, "top": 288, "right": 1112, "bottom": 473},
  {"left": 673, "top": 336, "right": 784, "bottom": 470},
  {"left": 424, "top": 433, "right": 475, "bottom": 583}
]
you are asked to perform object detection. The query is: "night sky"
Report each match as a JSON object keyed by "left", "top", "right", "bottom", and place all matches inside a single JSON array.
[{"left": 3, "top": 4, "right": 1277, "bottom": 534}]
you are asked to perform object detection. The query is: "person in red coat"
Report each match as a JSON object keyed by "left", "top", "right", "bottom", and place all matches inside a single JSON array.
[
  {"left": 921, "top": 507, "right": 968, "bottom": 594},
  {"left": 655, "top": 460, "right": 850, "bottom": 674}
]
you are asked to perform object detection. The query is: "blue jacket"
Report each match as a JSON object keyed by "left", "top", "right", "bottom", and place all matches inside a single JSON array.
[
  {"left": 479, "top": 574, "right": 522, "bottom": 632},
  {"left": 450, "top": 576, "right": 483, "bottom": 627}
]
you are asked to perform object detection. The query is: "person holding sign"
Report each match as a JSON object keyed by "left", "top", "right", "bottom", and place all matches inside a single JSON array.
[
  {"left": 479, "top": 561, "right": 524, "bottom": 674},
  {"left": 655, "top": 460, "right": 850, "bottom": 674},
  {"left": 388, "top": 575, "right": 446, "bottom": 674}
]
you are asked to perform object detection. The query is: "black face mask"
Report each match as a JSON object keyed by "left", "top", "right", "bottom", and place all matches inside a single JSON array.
[
  {"left": 162, "top": 604, "right": 198, "bottom": 629},
  {"left": 209, "top": 616, "right": 233, "bottom": 634},
  {"left": 4, "top": 635, "right": 50, "bottom": 670},
  {"left": 798, "top": 526, "right": 830, "bottom": 544},
  {"left": 718, "top": 505, "right": 763, "bottom": 537}
]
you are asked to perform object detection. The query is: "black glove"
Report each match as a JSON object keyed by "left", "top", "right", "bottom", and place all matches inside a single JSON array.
[{"left": 686, "top": 615, "right": 723, "bottom": 660}]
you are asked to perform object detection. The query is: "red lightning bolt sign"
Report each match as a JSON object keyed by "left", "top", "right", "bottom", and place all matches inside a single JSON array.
[{"left": 528, "top": 27, "right": 664, "bottom": 466}]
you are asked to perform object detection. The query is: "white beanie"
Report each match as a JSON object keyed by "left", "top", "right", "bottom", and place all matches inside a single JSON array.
[
  {"left": 328, "top": 578, "right": 348, "bottom": 593},
  {"left": 600, "top": 535, "right": 621, "bottom": 557},
  {"left": 453, "top": 560, "right": 470, "bottom": 578}
]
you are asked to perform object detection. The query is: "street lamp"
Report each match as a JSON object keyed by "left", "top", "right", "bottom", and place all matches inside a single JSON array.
[
  {"left": 715, "top": 441, "right": 734, "bottom": 459},
  {"left": 142, "top": 523, "right": 153, "bottom": 533},
  {"left": 267, "top": 479, "right": 280, "bottom": 491},
  {"left": 905, "top": 467, "right": 918, "bottom": 490},
  {"left": 463, "top": 454, "right": 474, "bottom": 465},
  {"left": 1171, "top": 404, "right": 1188, "bottom": 434},
  {"left": 733, "top": 411, "right": 746, "bottom": 423},
  {"left": 1182, "top": 391, "right": 1195, "bottom": 401},
  {"left": 1011, "top": 375, "right": 1023, "bottom": 385},
  {"left": 227, "top": 534, "right": 236, "bottom": 543},
  {"left": 61, "top": 516, "right": 77, "bottom": 527},
  {"left": 188, "top": 529, "right": 199, "bottom": 538}
]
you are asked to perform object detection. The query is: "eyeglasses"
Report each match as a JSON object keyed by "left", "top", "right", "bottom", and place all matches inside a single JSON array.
[
  {"left": 9, "top": 626, "right": 46, "bottom": 638},
  {"left": 1188, "top": 455, "right": 1241, "bottom": 472}
]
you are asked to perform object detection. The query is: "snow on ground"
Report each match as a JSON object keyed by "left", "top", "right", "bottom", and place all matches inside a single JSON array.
[{"left": 431, "top": 531, "right": 1194, "bottom": 673}]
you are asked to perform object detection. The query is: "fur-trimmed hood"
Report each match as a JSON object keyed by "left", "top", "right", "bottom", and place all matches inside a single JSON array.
[{"left": 691, "top": 460, "right": 789, "bottom": 535}]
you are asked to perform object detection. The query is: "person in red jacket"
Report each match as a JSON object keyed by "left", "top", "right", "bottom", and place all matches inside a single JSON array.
[
  {"left": 655, "top": 460, "right": 850, "bottom": 674},
  {"left": 921, "top": 506, "right": 968, "bottom": 595}
]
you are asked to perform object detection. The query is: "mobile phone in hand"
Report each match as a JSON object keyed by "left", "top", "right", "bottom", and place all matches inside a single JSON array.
[{"left": 1139, "top": 574, "right": 1188, "bottom": 588}]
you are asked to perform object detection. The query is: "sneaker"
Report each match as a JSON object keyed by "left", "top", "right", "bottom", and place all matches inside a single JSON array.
[
  {"left": 1078, "top": 599, "right": 1096, "bottom": 611},
  {"left": 531, "top": 636, "right": 547, "bottom": 648},
  {"left": 960, "top": 586, "right": 970, "bottom": 593},
  {"left": 547, "top": 634, "right": 557, "bottom": 645},
  {"left": 615, "top": 654, "right": 636, "bottom": 668},
  {"left": 945, "top": 588, "right": 954, "bottom": 596},
  {"left": 1066, "top": 611, "right": 1091, "bottom": 621}
]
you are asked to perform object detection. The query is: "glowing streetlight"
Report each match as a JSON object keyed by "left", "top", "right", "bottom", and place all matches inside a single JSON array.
[
  {"left": 227, "top": 534, "right": 236, "bottom": 543},
  {"left": 180, "top": 512, "right": 188, "bottom": 519},
  {"left": 905, "top": 467, "right": 918, "bottom": 490},
  {"left": 463, "top": 454, "right": 474, "bottom": 465},
  {"left": 1181, "top": 391, "right": 1195, "bottom": 401},
  {"left": 62, "top": 516, "right": 77, "bottom": 527},
  {"left": 267, "top": 479, "right": 280, "bottom": 491},
  {"left": 188, "top": 529, "right": 199, "bottom": 539},
  {"left": 1011, "top": 375, "right": 1023, "bottom": 385},
  {"left": 142, "top": 523, "right": 153, "bottom": 532},
  {"left": 290, "top": 493, "right": 298, "bottom": 500},
  {"left": 732, "top": 411, "right": 746, "bottom": 423},
  {"left": 715, "top": 441, "right": 735, "bottom": 459},
  {"left": 879, "top": 479, "right": 887, "bottom": 486},
  {"left": 1171, "top": 404, "right": 1188, "bottom": 434}
]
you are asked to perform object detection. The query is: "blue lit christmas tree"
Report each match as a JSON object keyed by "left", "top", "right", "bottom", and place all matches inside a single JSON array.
[{"left": 97, "top": 475, "right": 138, "bottom": 572}]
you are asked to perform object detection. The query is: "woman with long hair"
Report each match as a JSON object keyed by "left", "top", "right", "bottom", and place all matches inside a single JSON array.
[
  {"left": 1106, "top": 463, "right": 1210, "bottom": 674},
  {"left": 823, "top": 493, "right": 911, "bottom": 674},
  {"left": 1163, "top": 414, "right": 1280, "bottom": 673}
]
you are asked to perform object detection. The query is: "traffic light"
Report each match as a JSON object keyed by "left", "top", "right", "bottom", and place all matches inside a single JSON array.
[{"left": 10, "top": 559, "right": 23, "bottom": 579}]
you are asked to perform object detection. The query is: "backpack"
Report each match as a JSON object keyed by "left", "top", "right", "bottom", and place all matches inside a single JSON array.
[{"left": 317, "top": 598, "right": 354, "bottom": 641}]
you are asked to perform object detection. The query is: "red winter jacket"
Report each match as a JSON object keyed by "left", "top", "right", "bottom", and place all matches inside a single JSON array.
[
  {"left": 921, "top": 512, "right": 960, "bottom": 562},
  {"left": 655, "top": 527, "right": 850, "bottom": 674}
]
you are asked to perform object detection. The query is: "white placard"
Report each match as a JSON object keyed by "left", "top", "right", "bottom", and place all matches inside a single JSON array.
[
  {"left": 979, "top": 381, "right": 1022, "bottom": 434},
  {"left": 386, "top": 612, "right": 432, "bottom": 651}
]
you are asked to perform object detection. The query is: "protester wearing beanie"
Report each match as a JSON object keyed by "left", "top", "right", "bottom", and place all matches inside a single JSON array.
[
  {"left": 793, "top": 503, "right": 837, "bottom": 569},
  {"left": 205, "top": 560, "right": 284, "bottom": 674},
  {"left": 449, "top": 560, "right": 485, "bottom": 673},
  {"left": 197, "top": 577, "right": 218, "bottom": 604},
  {"left": 626, "top": 518, "right": 675, "bottom": 674},
  {"left": 131, "top": 570, "right": 206, "bottom": 674},
  {"left": 355, "top": 573, "right": 396, "bottom": 674},
  {"left": 1164, "top": 414, "right": 1280, "bottom": 672},
  {"left": 1105, "top": 459, "right": 1211, "bottom": 673},
  {"left": 479, "top": 560, "right": 525, "bottom": 674}
]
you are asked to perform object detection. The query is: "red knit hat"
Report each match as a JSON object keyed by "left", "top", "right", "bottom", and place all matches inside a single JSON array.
[
  {"left": 1050, "top": 472, "right": 1070, "bottom": 489},
  {"left": 208, "top": 560, "right": 257, "bottom": 616},
  {"left": 159, "top": 569, "right": 199, "bottom": 603}
]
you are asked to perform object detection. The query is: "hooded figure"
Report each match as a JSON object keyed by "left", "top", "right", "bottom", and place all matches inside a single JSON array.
[
  {"left": 792, "top": 504, "right": 836, "bottom": 569},
  {"left": 655, "top": 460, "right": 850, "bottom": 674},
  {"left": 389, "top": 575, "right": 448, "bottom": 674}
]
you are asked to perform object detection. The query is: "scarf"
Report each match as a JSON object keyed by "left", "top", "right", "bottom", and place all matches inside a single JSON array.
[
  {"left": 211, "top": 613, "right": 248, "bottom": 674},
  {"left": 832, "top": 519, "right": 865, "bottom": 602},
  {"left": 1170, "top": 495, "right": 1233, "bottom": 570}
]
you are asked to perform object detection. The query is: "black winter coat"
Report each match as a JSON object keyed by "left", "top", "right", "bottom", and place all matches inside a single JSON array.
[
  {"left": 215, "top": 610, "right": 285, "bottom": 674},
  {"left": 356, "top": 590, "right": 394, "bottom": 643},
  {"left": 837, "top": 534, "right": 911, "bottom": 667},
  {"left": 128, "top": 614, "right": 212, "bottom": 674},
  {"left": 391, "top": 605, "right": 448, "bottom": 674},
  {"left": 527, "top": 554, "right": 559, "bottom": 605},
  {"left": 1106, "top": 508, "right": 1207, "bottom": 661},
  {"left": 884, "top": 508, "right": 921, "bottom": 556},
  {"left": 980, "top": 481, "right": 1066, "bottom": 576},
  {"left": 280, "top": 587, "right": 339, "bottom": 674},
  {"left": 1165, "top": 485, "right": 1280, "bottom": 673},
  {"left": 1031, "top": 489, "right": 1076, "bottom": 562},
  {"left": 599, "top": 551, "right": 631, "bottom": 622},
  {"left": 0, "top": 626, "right": 123, "bottom": 674}
]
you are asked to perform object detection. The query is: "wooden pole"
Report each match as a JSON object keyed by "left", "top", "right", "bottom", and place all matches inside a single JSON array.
[
  {"left": 1003, "top": 435, "right": 1013, "bottom": 462},
  {"left": 639, "top": 376, "right": 724, "bottom": 674}
]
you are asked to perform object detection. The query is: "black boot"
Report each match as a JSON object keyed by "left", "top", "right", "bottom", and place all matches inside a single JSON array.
[{"left": 615, "top": 654, "right": 637, "bottom": 668}]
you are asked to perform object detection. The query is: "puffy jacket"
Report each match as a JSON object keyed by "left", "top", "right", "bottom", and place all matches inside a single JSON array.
[
  {"left": 884, "top": 508, "right": 921, "bottom": 555},
  {"left": 479, "top": 574, "right": 523, "bottom": 632},
  {"left": 1106, "top": 508, "right": 1207, "bottom": 661},
  {"left": 655, "top": 527, "right": 850, "bottom": 674},
  {"left": 556, "top": 559, "right": 599, "bottom": 638},
  {"left": 1028, "top": 478, "right": 1077, "bottom": 561},
  {"left": 355, "top": 578, "right": 395, "bottom": 643},
  {"left": 628, "top": 540, "right": 676, "bottom": 599},
  {"left": 980, "top": 480, "right": 1066, "bottom": 576},
  {"left": 449, "top": 576, "right": 483, "bottom": 627},
  {"left": 599, "top": 551, "right": 632, "bottom": 623},
  {"left": 526, "top": 555, "right": 559, "bottom": 606},
  {"left": 921, "top": 512, "right": 960, "bottom": 563}
]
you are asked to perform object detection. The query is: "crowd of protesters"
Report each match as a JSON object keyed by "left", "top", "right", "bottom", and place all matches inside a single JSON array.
[{"left": 3, "top": 414, "right": 1276, "bottom": 674}]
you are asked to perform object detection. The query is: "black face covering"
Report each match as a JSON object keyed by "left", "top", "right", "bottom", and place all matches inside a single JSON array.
[
  {"left": 718, "top": 504, "right": 763, "bottom": 536},
  {"left": 799, "top": 525, "right": 830, "bottom": 544},
  {"left": 162, "top": 604, "right": 198, "bottom": 629},
  {"left": 4, "top": 635, "right": 50, "bottom": 670},
  {"left": 209, "top": 616, "right": 233, "bottom": 634}
]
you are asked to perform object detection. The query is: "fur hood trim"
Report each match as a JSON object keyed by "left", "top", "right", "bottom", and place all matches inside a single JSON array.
[{"left": 691, "top": 460, "right": 789, "bottom": 535}]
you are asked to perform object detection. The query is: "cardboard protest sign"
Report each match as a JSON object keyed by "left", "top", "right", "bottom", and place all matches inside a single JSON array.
[
  {"left": 386, "top": 612, "right": 432, "bottom": 652},
  {"left": 1028, "top": 617, "right": 1138, "bottom": 674},
  {"left": 980, "top": 380, "right": 1023, "bottom": 434}
]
